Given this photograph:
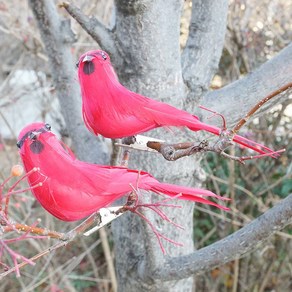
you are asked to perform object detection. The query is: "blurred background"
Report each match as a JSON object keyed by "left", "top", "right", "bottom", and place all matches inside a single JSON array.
[{"left": 0, "top": 0, "right": 291, "bottom": 291}]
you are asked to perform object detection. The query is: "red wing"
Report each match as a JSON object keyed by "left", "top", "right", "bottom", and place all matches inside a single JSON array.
[{"left": 107, "top": 78, "right": 199, "bottom": 127}]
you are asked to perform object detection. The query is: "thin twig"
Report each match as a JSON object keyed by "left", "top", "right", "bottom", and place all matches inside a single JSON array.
[
  {"left": 120, "top": 136, "right": 136, "bottom": 167},
  {"left": 258, "top": 260, "right": 275, "bottom": 292},
  {"left": 199, "top": 105, "right": 227, "bottom": 130},
  {"left": 231, "top": 82, "right": 292, "bottom": 134},
  {"left": 229, "top": 146, "right": 239, "bottom": 292},
  {"left": 0, "top": 239, "right": 67, "bottom": 279},
  {"left": 206, "top": 174, "right": 267, "bottom": 210},
  {"left": 2, "top": 223, "right": 64, "bottom": 239},
  {"left": 0, "top": 206, "right": 126, "bottom": 278},
  {"left": 4, "top": 183, "right": 42, "bottom": 217},
  {"left": 257, "top": 172, "right": 291, "bottom": 196},
  {"left": 99, "top": 228, "right": 118, "bottom": 292}
]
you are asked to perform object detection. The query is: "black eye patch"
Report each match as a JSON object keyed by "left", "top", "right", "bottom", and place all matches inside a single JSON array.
[
  {"left": 83, "top": 61, "right": 95, "bottom": 75},
  {"left": 30, "top": 140, "right": 44, "bottom": 154},
  {"left": 17, "top": 131, "right": 31, "bottom": 149},
  {"left": 17, "top": 126, "right": 50, "bottom": 150}
]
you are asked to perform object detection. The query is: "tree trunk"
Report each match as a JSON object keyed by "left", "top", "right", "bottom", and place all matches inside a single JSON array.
[{"left": 111, "top": 1, "right": 227, "bottom": 291}]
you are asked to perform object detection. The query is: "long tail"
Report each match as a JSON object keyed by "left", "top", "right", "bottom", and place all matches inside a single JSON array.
[
  {"left": 188, "top": 121, "right": 276, "bottom": 156},
  {"left": 148, "top": 181, "right": 230, "bottom": 210}
]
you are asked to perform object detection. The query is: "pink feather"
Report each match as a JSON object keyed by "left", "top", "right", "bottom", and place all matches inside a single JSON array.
[
  {"left": 18, "top": 122, "right": 229, "bottom": 221},
  {"left": 78, "top": 50, "right": 277, "bottom": 155}
]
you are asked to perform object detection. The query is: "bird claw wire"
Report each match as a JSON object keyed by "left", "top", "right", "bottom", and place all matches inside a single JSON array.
[{"left": 118, "top": 175, "right": 184, "bottom": 254}]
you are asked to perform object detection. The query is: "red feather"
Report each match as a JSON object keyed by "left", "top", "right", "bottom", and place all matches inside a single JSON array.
[
  {"left": 78, "top": 50, "right": 276, "bottom": 155},
  {"left": 18, "top": 123, "right": 229, "bottom": 221}
]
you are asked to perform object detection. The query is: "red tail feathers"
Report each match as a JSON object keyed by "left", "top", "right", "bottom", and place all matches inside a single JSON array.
[
  {"left": 190, "top": 122, "right": 277, "bottom": 156},
  {"left": 149, "top": 182, "right": 230, "bottom": 210}
]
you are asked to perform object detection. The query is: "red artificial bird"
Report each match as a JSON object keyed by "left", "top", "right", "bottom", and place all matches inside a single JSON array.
[
  {"left": 77, "top": 50, "right": 276, "bottom": 156},
  {"left": 17, "top": 122, "right": 229, "bottom": 221}
]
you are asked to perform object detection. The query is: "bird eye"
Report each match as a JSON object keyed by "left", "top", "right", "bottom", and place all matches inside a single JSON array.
[
  {"left": 16, "top": 141, "right": 21, "bottom": 149},
  {"left": 45, "top": 123, "right": 51, "bottom": 130},
  {"left": 29, "top": 132, "right": 37, "bottom": 140},
  {"left": 76, "top": 61, "right": 79, "bottom": 68},
  {"left": 101, "top": 52, "right": 107, "bottom": 60}
]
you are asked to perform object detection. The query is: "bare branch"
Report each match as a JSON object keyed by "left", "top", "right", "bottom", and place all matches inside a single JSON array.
[
  {"left": 0, "top": 206, "right": 126, "bottom": 278},
  {"left": 146, "top": 139, "right": 284, "bottom": 163},
  {"left": 2, "top": 223, "right": 63, "bottom": 240},
  {"left": 60, "top": 2, "right": 120, "bottom": 63},
  {"left": 148, "top": 193, "right": 292, "bottom": 282},
  {"left": 117, "top": 133, "right": 284, "bottom": 163},
  {"left": 202, "top": 43, "right": 292, "bottom": 127},
  {"left": 231, "top": 82, "right": 292, "bottom": 134},
  {"left": 182, "top": 0, "right": 229, "bottom": 102}
]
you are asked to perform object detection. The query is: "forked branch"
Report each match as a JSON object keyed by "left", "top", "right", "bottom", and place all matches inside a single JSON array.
[
  {"left": 231, "top": 82, "right": 292, "bottom": 134},
  {"left": 146, "top": 140, "right": 285, "bottom": 164},
  {"left": 60, "top": 2, "right": 119, "bottom": 61}
]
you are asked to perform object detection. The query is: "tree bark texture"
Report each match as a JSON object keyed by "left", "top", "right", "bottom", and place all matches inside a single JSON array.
[{"left": 111, "top": 1, "right": 228, "bottom": 291}]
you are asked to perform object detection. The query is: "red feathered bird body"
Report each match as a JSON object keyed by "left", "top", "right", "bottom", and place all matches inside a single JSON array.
[
  {"left": 17, "top": 123, "right": 229, "bottom": 221},
  {"left": 77, "top": 50, "right": 275, "bottom": 155}
]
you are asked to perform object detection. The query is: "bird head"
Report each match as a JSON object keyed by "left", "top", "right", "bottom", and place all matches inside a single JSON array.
[
  {"left": 17, "top": 122, "right": 53, "bottom": 155},
  {"left": 77, "top": 50, "right": 111, "bottom": 75}
]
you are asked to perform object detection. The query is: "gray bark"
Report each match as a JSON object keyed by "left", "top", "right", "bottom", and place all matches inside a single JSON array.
[
  {"left": 110, "top": 1, "right": 228, "bottom": 291},
  {"left": 28, "top": 0, "right": 109, "bottom": 164},
  {"left": 151, "top": 193, "right": 292, "bottom": 281},
  {"left": 202, "top": 42, "right": 292, "bottom": 127},
  {"left": 182, "top": 0, "right": 229, "bottom": 105},
  {"left": 29, "top": 0, "right": 291, "bottom": 291}
]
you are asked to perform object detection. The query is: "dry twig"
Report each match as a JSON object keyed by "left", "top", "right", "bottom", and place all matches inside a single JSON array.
[{"left": 231, "top": 82, "right": 292, "bottom": 134}]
